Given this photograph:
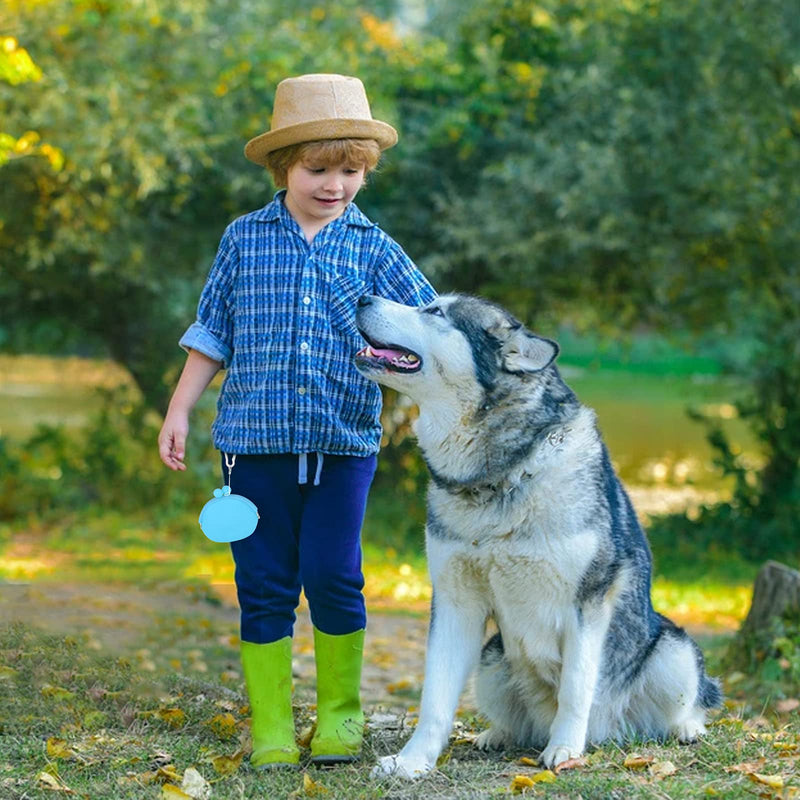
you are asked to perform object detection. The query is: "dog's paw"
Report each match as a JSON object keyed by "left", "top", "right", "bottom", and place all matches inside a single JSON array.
[
  {"left": 371, "top": 754, "right": 434, "bottom": 780},
  {"left": 475, "top": 727, "right": 508, "bottom": 751},
  {"left": 539, "top": 742, "right": 583, "bottom": 769},
  {"left": 675, "top": 716, "right": 707, "bottom": 743}
]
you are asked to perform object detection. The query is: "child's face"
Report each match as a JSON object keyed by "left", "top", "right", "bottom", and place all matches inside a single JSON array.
[{"left": 284, "top": 158, "right": 366, "bottom": 231}]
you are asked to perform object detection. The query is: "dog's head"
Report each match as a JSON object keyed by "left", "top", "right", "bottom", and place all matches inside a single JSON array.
[{"left": 354, "top": 294, "right": 559, "bottom": 407}]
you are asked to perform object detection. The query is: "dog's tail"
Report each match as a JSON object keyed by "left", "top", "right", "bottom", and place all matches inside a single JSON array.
[{"left": 699, "top": 674, "right": 723, "bottom": 709}]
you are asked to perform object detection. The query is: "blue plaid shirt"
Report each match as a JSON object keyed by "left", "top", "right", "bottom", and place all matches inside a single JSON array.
[{"left": 180, "top": 191, "right": 436, "bottom": 456}]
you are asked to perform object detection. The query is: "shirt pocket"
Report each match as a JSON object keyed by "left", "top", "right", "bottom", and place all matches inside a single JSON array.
[{"left": 328, "top": 273, "right": 367, "bottom": 337}]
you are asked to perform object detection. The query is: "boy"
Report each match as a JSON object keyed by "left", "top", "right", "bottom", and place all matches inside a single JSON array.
[{"left": 158, "top": 74, "right": 436, "bottom": 769}]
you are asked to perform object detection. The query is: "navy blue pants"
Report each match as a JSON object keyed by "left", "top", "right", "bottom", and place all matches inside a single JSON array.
[{"left": 224, "top": 453, "right": 377, "bottom": 644}]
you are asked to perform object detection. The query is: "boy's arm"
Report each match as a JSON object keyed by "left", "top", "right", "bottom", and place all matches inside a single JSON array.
[{"left": 158, "top": 349, "right": 222, "bottom": 471}]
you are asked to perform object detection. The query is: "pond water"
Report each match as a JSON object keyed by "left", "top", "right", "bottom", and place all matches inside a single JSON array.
[{"left": 0, "top": 355, "right": 756, "bottom": 491}]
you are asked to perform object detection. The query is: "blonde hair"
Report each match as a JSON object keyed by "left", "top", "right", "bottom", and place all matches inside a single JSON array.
[{"left": 264, "top": 138, "right": 381, "bottom": 187}]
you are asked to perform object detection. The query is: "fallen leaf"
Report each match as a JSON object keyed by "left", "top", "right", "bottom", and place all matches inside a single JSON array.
[
  {"left": 162, "top": 786, "right": 192, "bottom": 799},
  {"left": 531, "top": 770, "right": 556, "bottom": 783},
  {"left": 156, "top": 765, "right": 183, "bottom": 784},
  {"left": 747, "top": 773, "right": 784, "bottom": 790},
  {"left": 386, "top": 679, "right": 412, "bottom": 694},
  {"left": 37, "top": 771, "right": 72, "bottom": 793},
  {"left": 774, "top": 742, "right": 798, "bottom": 752},
  {"left": 510, "top": 775, "right": 535, "bottom": 793},
  {"left": 649, "top": 760, "right": 677, "bottom": 778},
  {"left": 725, "top": 759, "right": 767, "bottom": 774},
  {"left": 301, "top": 772, "right": 328, "bottom": 796},
  {"left": 624, "top": 753, "right": 654, "bottom": 769},
  {"left": 554, "top": 757, "right": 587, "bottom": 773},
  {"left": 46, "top": 737, "right": 75, "bottom": 760},
  {"left": 181, "top": 767, "right": 211, "bottom": 800},
  {"left": 206, "top": 712, "right": 238, "bottom": 740},
  {"left": 41, "top": 685, "right": 75, "bottom": 701},
  {"left": 158, "top": 708, "right": 187, "bottom": 729},
  {"left": 518, "top": 756, "right": 538, "bottom": 766},
  {"left": 776, "top": 698, "right": 800, "bottom": 713},
  {"left": 297, "top": 724, "right": 316, "bottom": 748},
  {"left": 209, "top": 750, "right": 245, "bottom": 776}
]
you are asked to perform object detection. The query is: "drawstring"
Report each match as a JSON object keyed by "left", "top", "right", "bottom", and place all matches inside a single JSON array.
[{"left": 298, "top": 453, "right": 324, "bottom": 486}]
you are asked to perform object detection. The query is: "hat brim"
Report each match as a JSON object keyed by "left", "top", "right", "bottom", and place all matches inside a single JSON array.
[{"left": 244, "top": 119, "right": 398, "bottom": 166}]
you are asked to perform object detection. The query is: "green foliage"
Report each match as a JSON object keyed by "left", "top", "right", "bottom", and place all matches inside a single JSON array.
[
  {"left": 725, "top": 609, "right": 800, "bottom": 701},
  {"left": 0, "top": 385, "right": 214, "bottom": 520}
]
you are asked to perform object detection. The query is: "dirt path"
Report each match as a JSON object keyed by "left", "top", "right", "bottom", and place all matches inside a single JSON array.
[{"left": 0, "top": 580, "right": 436, "bottom": 713}]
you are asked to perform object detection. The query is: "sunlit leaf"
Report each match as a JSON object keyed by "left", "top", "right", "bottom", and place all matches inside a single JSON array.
[
  {"left": 649, "top": 760, "right": 678, "bottom": 778},
  {"left": 181, "top": 767, "right": 211, "bottom": 800},
  {"left": 747, "top": 773, "right": 784, "bottom": 790},
  {"left": 161, "top": 786, "right": 192, "bottom": 799},
  {"left": 510, "top": 774, "right": 535, "bottom": 793},
  {"left": 209, "top": 749, "right": 245, "bottom": 776},
  {"left": 624, "top": 753, "right": 654, "bottom": 769},
  {"left": 46, "top": 737, "right": 74, "bottom": 759},
  {"left": 205, "top": 712, "right": 237, "bottom": 739}
]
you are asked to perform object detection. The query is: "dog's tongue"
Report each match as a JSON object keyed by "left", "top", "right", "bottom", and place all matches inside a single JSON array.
[{"left": 367, "top": 346, "right": 403, "bottom": 361}]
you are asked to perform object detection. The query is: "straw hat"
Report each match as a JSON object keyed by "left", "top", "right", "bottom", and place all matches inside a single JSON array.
[{"left": 244, "top": 73, "right": 398, "bottom": 166}]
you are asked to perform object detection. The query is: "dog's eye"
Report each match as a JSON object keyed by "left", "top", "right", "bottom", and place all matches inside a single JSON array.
[{"left": 423, "top": 306, "right": 445, "bottom": 318}]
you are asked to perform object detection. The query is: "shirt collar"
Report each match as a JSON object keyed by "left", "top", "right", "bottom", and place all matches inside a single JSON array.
[{"left": 253, "top": 190, "right": 375, "bottom": 230}]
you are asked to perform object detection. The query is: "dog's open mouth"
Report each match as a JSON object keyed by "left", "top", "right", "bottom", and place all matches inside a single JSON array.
[{"left": 355, "top": 335, "right": 422, "bottom": 373}]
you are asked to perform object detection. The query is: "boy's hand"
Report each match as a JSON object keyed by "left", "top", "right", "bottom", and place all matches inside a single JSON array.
[{"left": 158, "top": 413, "right": 189, "bottom": 471}]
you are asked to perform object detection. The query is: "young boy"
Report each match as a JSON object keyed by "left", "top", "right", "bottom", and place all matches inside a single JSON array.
[{"left": 158, "top": 74, "right": 436, "bottom": 769}]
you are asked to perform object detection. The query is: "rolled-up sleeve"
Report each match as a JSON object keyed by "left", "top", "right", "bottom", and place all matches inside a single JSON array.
[
  {"left": 179, "top": 226, "right": 237, "bottom": 367},
  {"left": 374, "top": 239, "right": 437, "bottom": 307}
]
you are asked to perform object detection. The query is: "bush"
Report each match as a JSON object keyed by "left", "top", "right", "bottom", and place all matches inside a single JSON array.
[{"left": 0, "top": 385, "right": 215, "bottom": 520}]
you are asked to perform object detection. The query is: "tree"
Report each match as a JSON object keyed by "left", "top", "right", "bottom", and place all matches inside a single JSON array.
[
  {"left": 0, "top": 0, "right": 418, "bottom": 411},
  {"left": 422, "top": 0, "right": 800, "bottom": 557}
]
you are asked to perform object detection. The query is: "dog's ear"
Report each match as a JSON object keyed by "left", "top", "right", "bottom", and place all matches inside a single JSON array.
[{"left": 501, "top": 326, "right": 559, "bottom": 374}]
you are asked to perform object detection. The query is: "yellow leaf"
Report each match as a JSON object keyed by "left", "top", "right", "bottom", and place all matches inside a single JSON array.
[
  {"left": 46, "top": 737, "right": 74, "bottom": 759},
  {"left": 206, "top": 712, "right": 237, "bottom": 739},
  {"left": 624, "top": 753, "right": 654, "bottom": 769},
  {"left": 41, "top": 684, "right": 75, "bottom": 701},
  {"left": 531, "top": 770, "right": 556, "bottom": 783},
  {"left": 649, "top": 760, "right": 677, "bottom": 778},
  {"left": 157, "top": 708, "right": 187, "bottom": 729},
  {"left": 156, "top": 765, "right": 183, "bottom": 784},
  {"left": 162, "top": 786, "right": 192, "bottom": 799},
  {"left": 774, "top": 742, "right": 798, "bottom": 752},
  {"left": 209, "top": 749, "right": 245, "bottom": 776},
  {"left": 518, "top": 756, "right": 538, "bottom": 766},
  {"left": 386, "top": 679, "right": 411, "bottom": 694},
  {"left": 747, "top": 773, "right": 784, "bottom": 790},
  {"left": 297, "top": 724, "right": 316, "bottom": 748},
  {"left": 510, "top": 774, "right": 535, "bottom": 793},
  {"left": 302, "top": 772, "right": 329, "bottom": 796},
  {"left": 0, "top": 665, "right": 17, "bottom": 680}
]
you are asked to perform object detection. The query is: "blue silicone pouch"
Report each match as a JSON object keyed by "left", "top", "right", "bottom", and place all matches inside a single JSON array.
[{"left": 199, "top": 485, "right": 259, "bottom": 543}]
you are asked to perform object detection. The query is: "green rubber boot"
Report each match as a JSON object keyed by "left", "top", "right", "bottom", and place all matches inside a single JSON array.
[
  {"left": 240, "top": 638, "right": 300, "bottom": 770},
  {"left": 310, "top": 627, "right": 366, "bottom": 764}
]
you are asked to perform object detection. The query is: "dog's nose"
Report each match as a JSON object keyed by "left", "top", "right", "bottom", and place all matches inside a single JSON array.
[{"left": 357, "top": 295, "right": 374, "bottom": 308}]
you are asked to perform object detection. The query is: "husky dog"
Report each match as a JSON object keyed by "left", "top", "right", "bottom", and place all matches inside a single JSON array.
[{"left": 354, "top": 294, "right": 721, "bottom": 780}]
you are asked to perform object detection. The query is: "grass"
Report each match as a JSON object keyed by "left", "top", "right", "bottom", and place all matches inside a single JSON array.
[{"left": 2, "top": 622, "right": 799, "bottom": 800}]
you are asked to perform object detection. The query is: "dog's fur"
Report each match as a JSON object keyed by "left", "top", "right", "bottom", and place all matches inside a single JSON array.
[{"left": 354, "top": 294, "right": 721, "bottom": 779}]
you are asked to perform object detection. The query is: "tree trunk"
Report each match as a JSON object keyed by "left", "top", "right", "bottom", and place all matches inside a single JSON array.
[{"left": 741, "top": 561, "right": 800, "bottom": 635}]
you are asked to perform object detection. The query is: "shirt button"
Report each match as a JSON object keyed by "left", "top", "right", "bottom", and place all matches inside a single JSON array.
[
  {"left": 302, "top": 296, "right": 311, "bottom": 305},
  {"left": 297, "top": 387, "right": 307, "bottom": 396},
  {"left": 300, "top": 341, "right": 309, "bottom": 351}
]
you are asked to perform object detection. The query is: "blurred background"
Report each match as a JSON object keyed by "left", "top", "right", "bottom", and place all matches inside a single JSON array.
[{"left": 1, "top": 0, "right": 798, "bottom": 621}]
